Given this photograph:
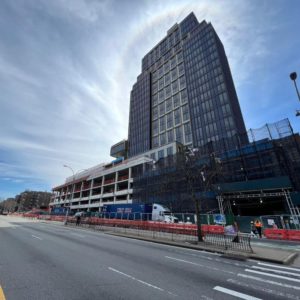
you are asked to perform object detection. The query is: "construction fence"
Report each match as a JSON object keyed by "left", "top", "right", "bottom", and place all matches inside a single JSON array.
[
  {"left": 19, "top": 211, "right": 300, "bottom": 242},
  {"left": 64, "top": 216, "right": 253, "bottom": 253}
]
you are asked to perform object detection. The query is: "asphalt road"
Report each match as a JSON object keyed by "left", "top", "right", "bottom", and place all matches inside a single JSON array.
[{"left": 1, "top": 216, "right": 300, "bottom": 300}]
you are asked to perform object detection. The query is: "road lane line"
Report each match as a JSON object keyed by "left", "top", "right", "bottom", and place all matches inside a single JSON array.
[
  {"left": 245, "top": 269, "right": 300, "bottom": 283},
  {"left": 213, "top": 286, "right": 261, "bottom": 300},
  {"left": 0, "top": 286, "right": 6, "bottom": 300},
  {"left": 179, "top": 251, "right": 251, "bottom": 268},
  {"left": 251, "top": 266, "right": 300, "bottom": 277},
  {"left": 31, "top": 235, "right": 42, "bottom": 240},
  {"left": 109, "top": 267, "right": 164, "bottom": 291},
  {"left": 108, "top": 267, "right": 177, "bottom": 296},
  {"left": 227, "top": 279, "right": 300, "bottom": 300},
  {"left": 237, "top": 273, "right": 300, "bottom": 291},
  {"left": 257, "top": 262, "right": 300, "bottom": 272},
  {"left": 165, "top": 256, "right": 235, "bottom": 275},
  {"left": 70, "top": 233, "right": 85, "bottom": 238},
  {"left": 165, "top": 256, "right": 204, "bottom": 267}
]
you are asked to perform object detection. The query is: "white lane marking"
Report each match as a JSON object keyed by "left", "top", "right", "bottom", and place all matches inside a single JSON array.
[
  {"left": 165, "top": 256, "right": 235, "bottom": 275},
  {"left": 245, "top": 269, "right": 300, "bottom": 283},
  {"left": 165, "top": 256, "right": 204, "bottom": 267},
  {"left": 238, "top": 273, "right": 300, "bottom": 291},
  {"left": 258, "top": 262, "right": 300, "bottom": 272},
  {"left": 108, "top": 267, "right": 177, "bottom": 296},
  {"left": 178, "top": 250, "right": 252, "bottom": 268},
  {"left": 227, "top": 278, "right": 300, "bottom": 300},
  {"left": 251, "top": 265, "right": 300, "bottom": 277},
  {"left": 70, "top": 233, "right": 85, "bottom": 238},
  {"left": 32, "top": 235, "right": 42, "bottom": 240},
  {"left": 213, "top": 286, "right": 261, "bottom": 300},
  {"left": 201, "top": 295, "right": 214, "bottom": 300}
]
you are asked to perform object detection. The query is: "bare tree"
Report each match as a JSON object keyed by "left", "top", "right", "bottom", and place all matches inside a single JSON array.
[{"left": 176, "top": 147, "right": 222, "bottom": 242}]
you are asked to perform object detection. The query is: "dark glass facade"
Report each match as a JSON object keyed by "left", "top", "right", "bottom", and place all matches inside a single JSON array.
[
  {"left": 128, "top": 72, "right": 151, "bottom": 157},
  {"left": 128, "top": 12, "right": 247, "bottom": 157}
]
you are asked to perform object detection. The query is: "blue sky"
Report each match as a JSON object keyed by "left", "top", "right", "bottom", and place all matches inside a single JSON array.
[{"left": 0, "top": 0, "right": 300, "bottom": 199}]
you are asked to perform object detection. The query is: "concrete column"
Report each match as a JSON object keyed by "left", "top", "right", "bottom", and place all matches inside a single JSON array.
[
  {"left": 79, "top": 181, "right": 83, "bottom": 204},
  {"left": 100, "top": 176, "right": 105, "bottom": 211},
  {"left": 128, "top": 167, "right": 132, "bottom": 190},
  {"left": 88, "top": 179, "right": 93, "bottom": 211}
]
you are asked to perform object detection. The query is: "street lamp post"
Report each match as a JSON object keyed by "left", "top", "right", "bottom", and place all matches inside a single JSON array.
[
  {"left": 63, "top": 164, "right": 75, "bottom": 225},
  {"left": 62, "top": 166, "right": 88, "bottom": 224},
  {"left": 289, "top": 72, "right": 300, "bottom": 116}
]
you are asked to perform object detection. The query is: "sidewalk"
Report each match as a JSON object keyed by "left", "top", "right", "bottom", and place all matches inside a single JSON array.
[{"left": 250, "top": 245, "right": 297, "bottom": 264}]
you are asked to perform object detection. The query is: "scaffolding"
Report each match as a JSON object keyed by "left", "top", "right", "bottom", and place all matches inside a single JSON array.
[{"left": 133, "top": 119, "right": 300, "bottom": 215}]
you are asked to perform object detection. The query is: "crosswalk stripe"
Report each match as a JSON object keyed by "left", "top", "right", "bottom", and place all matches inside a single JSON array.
[
  {"left": 213, "top": 286, "right": 261, "bottom": 300},
  {"left": 227, "top": 278, "right": 300, "bottom": 299},
  {"left": 245, "top": 269, "right": 300, "bottom": 283},
  {"left": 251, "top": 265, "right": 300, "bottom": 277},
  {"left": 237, "top": 273, "right": 300, "bottom": 291},
  {"left": 257, "top": 262, "right": 300, "bottom": 272}
]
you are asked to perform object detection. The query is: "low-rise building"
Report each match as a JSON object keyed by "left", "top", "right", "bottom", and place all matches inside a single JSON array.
[{"left": 50, "top": 142, "right": 182, "bottom": 212}]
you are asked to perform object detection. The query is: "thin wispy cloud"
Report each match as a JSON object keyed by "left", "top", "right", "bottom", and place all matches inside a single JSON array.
[{"left": 0, "top": 0, "right": 299, "bottom": 198}]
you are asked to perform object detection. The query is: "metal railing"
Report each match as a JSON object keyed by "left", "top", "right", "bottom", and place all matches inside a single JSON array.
[
  {"left": 204, "top": 233, "right": 252, "bottom": 253},
  {"left": 65, "top": 214, "right": 252, "bottom": 253}
]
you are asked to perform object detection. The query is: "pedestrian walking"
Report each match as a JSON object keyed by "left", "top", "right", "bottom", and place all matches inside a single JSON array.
[
  {"left": 250, "top": 221, "right": 257, "bottom": 237},
  {"left": 232, "top": 222, "right": 240, "bottom": 243},
  {"left": 255, "top": 219, "right": 263, "bottom": 238},
  {"left": 75, "top": 212, "right": 81, "bottom": 226}
]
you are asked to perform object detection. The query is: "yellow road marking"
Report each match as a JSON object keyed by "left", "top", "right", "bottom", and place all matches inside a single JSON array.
[{"left": 0, "top": 285, "right": 6, "bottom": 300}]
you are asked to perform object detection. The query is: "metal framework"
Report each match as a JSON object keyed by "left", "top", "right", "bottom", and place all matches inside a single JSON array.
[
  {"left": 220, "top": 190, "right": 300, "bottom": 217},
  {"left": 133, "top": 119, "right": 300, "bottom": 215}
]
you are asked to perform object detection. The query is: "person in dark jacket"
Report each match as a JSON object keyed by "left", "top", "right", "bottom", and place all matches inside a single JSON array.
[{"left": 75, "top": 212, "right": 82, "bottom": 226}]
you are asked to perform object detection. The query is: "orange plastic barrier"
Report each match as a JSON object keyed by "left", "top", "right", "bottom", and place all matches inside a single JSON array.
[
  {"left": 23, "top": 213, "right": 37, "bottom": 218},
  {"left": 37, "top": 215, "right": 51, "bottom": 220},
  {"left": 51, "top": 216, "right": 65, "bottom": 222},
  {"left": 286, "top": 230, "right": 300, "bottom": 241},
  {"left": 264, "top": 229, "right": 288, "bottom": 240},
  {"left": 206, "top": 225, "right": 224, "bottom": 234}
]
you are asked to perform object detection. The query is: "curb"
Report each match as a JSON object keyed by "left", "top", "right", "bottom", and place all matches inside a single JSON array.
[
  {"left": 248, "top": 252, "right": 299, "bottom": 265},
  {"left": 283, "top": 252, "right": 299, "bottom": 264}
]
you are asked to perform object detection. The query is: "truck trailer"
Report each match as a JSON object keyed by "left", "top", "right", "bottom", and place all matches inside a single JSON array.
[{"left": 101, "top": 203, "right": 178, "bottom": 223}]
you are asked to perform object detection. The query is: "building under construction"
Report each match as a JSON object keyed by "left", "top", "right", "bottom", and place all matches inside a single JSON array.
[{"left": 132, "top": 119, "right": 300, "bottom": 220}]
